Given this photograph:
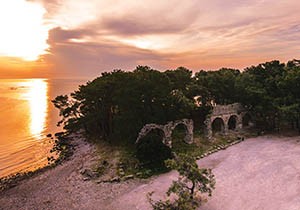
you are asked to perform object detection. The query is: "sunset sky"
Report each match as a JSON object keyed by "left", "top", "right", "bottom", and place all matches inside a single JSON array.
[{"left": 0, "top": 0, "right": 299, "bottom": 78}]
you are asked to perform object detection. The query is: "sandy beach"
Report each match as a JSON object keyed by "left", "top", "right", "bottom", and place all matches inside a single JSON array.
[{"left": 1, "top": 135, "right": 300, "bottom": 210}]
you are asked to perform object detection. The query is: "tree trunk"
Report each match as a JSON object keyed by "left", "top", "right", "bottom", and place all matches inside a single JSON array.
[
  {"left": 190, "top": 182, "right": 195, "bottom": 199},
  {"left": 297, "top": 118, "right": 300, "bottom": 134}
]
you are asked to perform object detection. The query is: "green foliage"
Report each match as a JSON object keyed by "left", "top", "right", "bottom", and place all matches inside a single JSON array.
[
  {"left": 53, "top": 59, "right": 300, "bottom": 146},
  {"left": 194, "top": 68, "right": 240, "bottom": 105},
  {"left": 53, "top": 66, "right": 194, "bottom": 144},
  {"left": 136, "top": 131, "right": 173, "bottom": 170},
  {"left": 48, "top": 132, "right": 74, "bottom": 165},
  {"left": 148, "top": 154, "right": 215, "bottom": 210},
  {"left": 52, "top": 95, "right": 82, "bottom": 131},
  {"left": 236, "top": 60, "right": 300, "bottom": 131}
]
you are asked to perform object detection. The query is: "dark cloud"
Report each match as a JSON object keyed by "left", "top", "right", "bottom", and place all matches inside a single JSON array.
[
  {"left": 48, "top": 27, "right": 97, "bottom": 44},
  {"left": 43, "top": 27, "right": 168, "bottom": 78},
  {"left": 25, "top": 0, "right": 300, "bottom": 78},
  {"left": 101, "top": 17, "right": 185, "bottom": 36}
]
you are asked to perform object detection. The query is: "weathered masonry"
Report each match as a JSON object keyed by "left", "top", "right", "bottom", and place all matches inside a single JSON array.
[
  {"left": 136, "top": 119, "right": 193, "bottom": 147},
  {"left": 205, "top": 103, "right": 253, "bottom": 139}
]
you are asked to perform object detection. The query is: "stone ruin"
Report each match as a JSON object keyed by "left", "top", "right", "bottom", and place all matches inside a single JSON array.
[
  {"left": 205, "top": 103, "right": 253, "bottom": 139},
  {"left": 135, "top": 119, "right": 193, "bottom": 147},
  {"left": 135, "top": 103, "right": 253, "bottom": 145}
]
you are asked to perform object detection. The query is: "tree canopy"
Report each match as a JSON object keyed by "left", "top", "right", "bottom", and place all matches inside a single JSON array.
[
  {"left": 53, "top": 66, "right": 195, "bottom": 144},
  {"left": 53, "top": 59, "right": 300, "bottom": 144}
]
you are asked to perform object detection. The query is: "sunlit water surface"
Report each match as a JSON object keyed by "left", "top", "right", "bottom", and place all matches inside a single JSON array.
[{"left": 0, "top": 79, "right": 85, "bottom": 178}]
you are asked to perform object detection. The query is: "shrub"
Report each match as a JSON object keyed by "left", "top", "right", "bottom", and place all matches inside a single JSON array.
[{"left": 136, "top": 131, "right": 173, "bottom": 170}]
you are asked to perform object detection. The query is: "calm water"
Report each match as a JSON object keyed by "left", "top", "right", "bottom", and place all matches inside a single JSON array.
[{"left": 0, "top": 79, "right": 86, "bottom": 178}]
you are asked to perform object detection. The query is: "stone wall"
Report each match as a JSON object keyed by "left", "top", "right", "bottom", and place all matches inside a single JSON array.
[
  {"left": 135, "top": 119, "right": 193, "bottom": 147},
  {"left": 205, "top": 103, "right": 251, "bottom": 139}
]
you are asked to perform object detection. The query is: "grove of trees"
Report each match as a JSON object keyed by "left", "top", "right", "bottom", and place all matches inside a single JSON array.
[{"left": 52, "top": 59, "right": 300, "bottom": 145}]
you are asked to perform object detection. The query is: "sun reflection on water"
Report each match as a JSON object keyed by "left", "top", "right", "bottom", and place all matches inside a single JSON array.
[{"left": 26, "top": 79, "right": 48, "bottom": 138}]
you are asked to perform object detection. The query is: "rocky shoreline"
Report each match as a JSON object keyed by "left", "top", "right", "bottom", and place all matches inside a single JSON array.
[
  {"left": 0, "top": 132, "right": 76, "bottom": 192},
  {"left": 0, "top": 131, "right": 246, "bottom": 210},
  {"left": 0, "top": 132, "right": 146, "bottom": 210},
  {"left": 1, "top": 136, "right": 300, "bottom": 209}
]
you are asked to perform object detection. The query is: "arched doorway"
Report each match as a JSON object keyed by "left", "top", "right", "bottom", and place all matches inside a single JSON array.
[
  {"left": 136, "top": 119, "right": 194, "bottom": 147},
  {"left": 242, "top": 113, "right": 252, "bottom": 127},
  {"left": 170, "top": 123, "right": 190, "bottom": 148},
  {"left": 171, "top": 123, "right": 187, "bottom": 139},
  {"left": 228, "top": 115, "right": 237, "bottom": 130},
  {"left": 211, "top": 118, "right": 225, "bottom": 134}
]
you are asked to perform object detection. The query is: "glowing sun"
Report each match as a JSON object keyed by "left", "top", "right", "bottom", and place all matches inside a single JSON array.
[{"left": 0, "top": 0, "right": 49, "bottom": 61}]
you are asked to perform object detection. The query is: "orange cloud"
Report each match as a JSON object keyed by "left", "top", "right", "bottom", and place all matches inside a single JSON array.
[{"left": 2, "top": 0, "right": 300, "bottom": 78}]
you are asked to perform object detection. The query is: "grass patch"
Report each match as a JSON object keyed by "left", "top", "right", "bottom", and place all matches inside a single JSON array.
[
  {"left": 171, "top": 129, "right": 238, "bottom": 158},
  {"left": 90, "top": 129, "right": 247, "bottom": 181}
]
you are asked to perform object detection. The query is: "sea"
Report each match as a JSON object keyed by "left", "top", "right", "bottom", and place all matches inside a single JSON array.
[{"left": 0, "top": 78, "right": 87, "bottom": 178}]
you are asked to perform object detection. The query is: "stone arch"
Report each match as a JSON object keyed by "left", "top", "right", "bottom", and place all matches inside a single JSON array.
[
  {"left": 228, "top": 115, "right": 238, "bottom": 130},
  {"left": 169, "top": 120, "right": 193, "bottom": 145},
  {"left": 170, "top": 123, "right": 187, "bottom": 138},
  {"left": 242, "top": 113, "right": 252, "bottom": 127},
  {"left": 136, "top": 128, "right": 166, "bottom": 147},
  {"left": 136, "top": 124, "right": 166, "bottom": 145},
  {"left": 205, "top": 103, "right": 252, "bottom": 139},
  {"left": 136, "top": 119, "right": 193, "bottom": 147},
  {"left": 211, "top": 117, "right": 225, "bottom": 134}
]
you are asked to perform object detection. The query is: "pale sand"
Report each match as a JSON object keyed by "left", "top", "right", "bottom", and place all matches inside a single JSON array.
[{"left": 1, "top": 135, "right": 300, "bottom": 210}]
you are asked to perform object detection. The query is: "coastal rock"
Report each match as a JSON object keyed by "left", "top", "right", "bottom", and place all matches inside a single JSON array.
[
  {"left": 122, "top": 175, "right": 134, "bottom": 181},
  {"left": 110, "top": 177, "right": 120, "bottom": 183},
  {"left": 80, "top": 169, "right": 96, "bottom": 178}
]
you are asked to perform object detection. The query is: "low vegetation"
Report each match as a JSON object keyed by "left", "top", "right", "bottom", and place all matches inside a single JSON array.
[
  {"left": 84, "top": 129, "right": 245, "bottom": 181},
  {"left": 136, "top": 131, "right": 173, "bottom": 171},
  {"left": 47, "top": 132, "right": 74, "bottom": 165}
]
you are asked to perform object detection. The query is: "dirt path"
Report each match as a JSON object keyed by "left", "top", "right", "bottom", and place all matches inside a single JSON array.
[{"left": 1, "top": 135, "right": 300, "bottom": 210}]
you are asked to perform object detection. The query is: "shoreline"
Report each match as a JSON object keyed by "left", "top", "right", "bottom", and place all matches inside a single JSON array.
[
  {"left": 1, "top": 135, "right": 300, "bottom": 209},
  {"left": 0, "top": 131, "right": 76, "bottom": 192},
  {"left": 0, "top": 130, "right": 146, "bottom": 210},
  {"left": 0, "top": 132, "right": 246, "bottom": 193}
]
